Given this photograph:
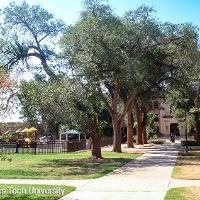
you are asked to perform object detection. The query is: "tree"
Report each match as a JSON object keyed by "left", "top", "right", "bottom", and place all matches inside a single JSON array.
[
  {"left": 60, "top": 0, "right": 129, "bottom": 152},
  {"left": 18, "top": 78, "right": 77, "bottom": 140},
  {"left": 18, "top": 76, "right": 107, "bottom": 158},
  {"left": 60, "top": 1, "right": 198, "bottom": 152},
  {"left": 0, "top": 66, "right": 16, "bottom": 115},
  {"left": 123, "top": 7, "right": 198, "bottom": 145},
  {"left": 0, "top": 0, "right": 69, "bottom": 138},
  {"left": 146, "top": 113, "right": 157, "bottom": 140},
  {"left": 1, "top": 1, "right": 107, "bottom": 158},
  {"left": 167, "top": 74, "right": 200, "bottom": 141},
  {"left": 0, "top": 0, "right": 67, "bottom": 122},
  {"left": 0, "top": 1, "right": 66, "bottom": 79},
  {"left": 73, "top": 83, "right": 107, "bottom": 159}
]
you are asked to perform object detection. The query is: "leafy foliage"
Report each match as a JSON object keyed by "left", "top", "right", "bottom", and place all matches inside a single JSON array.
[
  {"left": 146, "top": 113, "right": 157, "bottom": 140},
  {"left": 0, "top": 1, "right": 66, "bottom": 79},
  {"left": 18, "top": 78, "right": 77, "bottom": 130}
]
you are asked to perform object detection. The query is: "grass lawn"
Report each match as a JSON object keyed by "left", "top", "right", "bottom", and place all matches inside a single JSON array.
[
  {"left": 0, "top": 184, "right": 75, "bottom": 200},
  {"left": 164, "top": 187, "right": 200, "bottom": 200},
  {"left": 0, "top": 151, "right": 142, "bottom": 179},
  {"left": 172, "top": 151, "right": 200, "bottom": 179}
]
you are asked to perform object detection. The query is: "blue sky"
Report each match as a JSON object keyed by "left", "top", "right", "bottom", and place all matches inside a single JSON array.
[
  {"left": 1, "top": 0, "right": 200, "bottom": 29},
  {"left": 1, "top": 0, "right": 200, "bottom": 122}
]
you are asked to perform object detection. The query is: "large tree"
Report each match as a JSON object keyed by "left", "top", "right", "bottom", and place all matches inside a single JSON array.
[
  {"left": 73, "top": 82, "right": 107, "bottom": 159},
  {"left": 61, "top": 1, "right": 198, "bottom": 151},
  {"left": 0, "top": 1, "right": 106, "bottom": 158},
  {"left": 167, "top": 65, "right": 200, "bottom": 141},
  {"left": 123, "top": 6, "right": 198, "bottom": 145},
  {"left": 0, "top": 1, "right": 66, "bottom": 79},
  {"left": 60, "top": 0, "right": 128, "bottom": 152},
  {"left": 18, "top": 77, "right": 107, "bottom": 158},
  {"left": 0, "top": 0, "right": 66, "bottom": 136}
]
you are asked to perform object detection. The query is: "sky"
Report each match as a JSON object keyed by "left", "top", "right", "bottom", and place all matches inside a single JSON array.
[
  {"left": 1, "top": 0, "right": 200, "bottom": 122},
  {"left": 1, "top": 0, "right": 200, "bottom": 27}
]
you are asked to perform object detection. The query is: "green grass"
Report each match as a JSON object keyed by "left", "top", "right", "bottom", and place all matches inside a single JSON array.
[
  {"left": 164, "top": 187, "right": 200, "bottom": 200},
  {"left": 0, "top": 151, "right": 142, "bottom": 179},
  {"left": 0, "top": 184, "right": 75, "bottom": 200}
]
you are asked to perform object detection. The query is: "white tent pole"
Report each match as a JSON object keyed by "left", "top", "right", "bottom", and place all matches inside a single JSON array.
[{"left": 78, "top": 133, "right": 81, "bottom": 141}]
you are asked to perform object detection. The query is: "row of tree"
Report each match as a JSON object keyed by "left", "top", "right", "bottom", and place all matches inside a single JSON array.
[{"left": 0, "top": 0, "right": 199, "bottom": 158}]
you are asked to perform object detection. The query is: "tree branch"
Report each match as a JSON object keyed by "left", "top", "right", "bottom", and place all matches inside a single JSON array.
[{"left": 98, "top": 89, "right": 113, "bottom": 114}]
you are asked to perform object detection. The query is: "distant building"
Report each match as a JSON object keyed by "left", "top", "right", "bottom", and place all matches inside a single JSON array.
[
  {"left": 151, "top": 102, "right": 185, "bottom": 136},
  {"left": 0, "top": 122, "right": 25, "bottom": 135}
]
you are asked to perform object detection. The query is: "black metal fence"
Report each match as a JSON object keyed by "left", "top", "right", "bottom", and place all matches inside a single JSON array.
[
  {"left": 0, "top": 140, "right": 86, "bottom": 154},
  {"left": 0, "top": 143, "right": 16, "bottom": 154}
]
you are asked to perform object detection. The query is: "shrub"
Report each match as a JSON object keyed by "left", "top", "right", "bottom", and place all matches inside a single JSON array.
[
  {"left": 149, "top": 140, "right": 164, "bottom": 144},
  {"left": 181, "top": 140, "right": 200, "bottom": 146}
]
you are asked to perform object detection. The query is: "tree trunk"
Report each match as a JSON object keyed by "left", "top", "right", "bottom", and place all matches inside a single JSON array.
[
  {"left": 141, "top": 110, "right": 148, "bottom": 144},
  {"left": 136, "top": 105, "right": 143, "bottom": 145},
  {"left": 127, "top": 110, "right": 134, "bottom": 148},
  {"left": 194, "top": 112, "right": 200, "bottom": 141},
  {"left": 101, "top": 77, "right": 138, "bottom": 152},
  {"left": 112, "top": 113, "right": 122, "bottom": 152},
  {"left": 87, "top": 118, "right": 103, "bottom": 159},
  {"left": 111, "top": 77, "right": 122, "bottom": 152},
  {"left": 90, "top": 131, "right": 102, "bottom": 159},
  {"left": 46, "top": 122, "right": 59, "bottom": 141}
]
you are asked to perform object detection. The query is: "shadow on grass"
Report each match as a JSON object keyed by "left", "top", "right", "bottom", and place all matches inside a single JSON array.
[
  {"left": 32, "top": 158, "right": 132, "bottom": 177},
  {"left": 0, "top": 158, "right": 133, "bottom": 179},
  {"left": 0, "top": 169, "right": 50, "bottom": 179},
  {"left": 176, "top": 151, "right": 200, "bottom": 166},
  {"left": 42, "top": 157, "right": 130, "bottom": 166}
]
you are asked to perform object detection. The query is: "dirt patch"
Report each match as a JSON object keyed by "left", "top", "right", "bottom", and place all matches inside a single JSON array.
[
  {"left": 173, "top": 151, "right": 200, "bottom": 179},
  {"left": 186, "top": 187, "right": 200, "bottom": 200},
  {"left": 121, "top": 149, "right": 146, "bottom": 154},
  {"left": 102, "top": 145, "right": 147, "bottom": 154}
]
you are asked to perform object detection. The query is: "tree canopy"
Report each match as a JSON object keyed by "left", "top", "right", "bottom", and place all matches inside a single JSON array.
[
  {"left": 60, "top": 1, "right": 199, "bottom": 151},
  {"left": 0, "top": 1, "right": 66, "bottom": 79}
]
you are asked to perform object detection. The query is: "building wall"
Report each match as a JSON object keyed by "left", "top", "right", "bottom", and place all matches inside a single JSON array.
[
  {"left": 152, "top": 102, "right": 185, "bottom": 136},
  {"left": 160, "top": 117, "right": 185, "bottom": 136}
]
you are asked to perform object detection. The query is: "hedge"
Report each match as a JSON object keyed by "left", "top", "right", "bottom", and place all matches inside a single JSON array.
[{"left": 181, "top": 140, "right": 200, "bottom": 146}]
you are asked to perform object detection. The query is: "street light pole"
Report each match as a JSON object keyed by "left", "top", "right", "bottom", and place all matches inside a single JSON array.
[
  {"left": 184, "top": 99, "right": 189, "bottom": 153},
  {"left": 185, "top": 108, "right": 188, "bottom": 153}
]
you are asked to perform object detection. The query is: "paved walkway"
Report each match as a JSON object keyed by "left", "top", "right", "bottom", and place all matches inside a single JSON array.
[
  {"left": 60, "top": 143, "right": 180, "bottom": 200},
  {"left": 169, "top": 178, "right": 200, "bottom": 188}
]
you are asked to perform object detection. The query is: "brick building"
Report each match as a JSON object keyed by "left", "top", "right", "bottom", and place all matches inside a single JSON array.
[{"left": 0, "top": 122, "right": 25, "bottom": 135}]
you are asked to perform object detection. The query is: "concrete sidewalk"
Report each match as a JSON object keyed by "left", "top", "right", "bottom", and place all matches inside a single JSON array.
[
  {"left": 61, "top": 143, "right": 180, "bottom": 200},
  {"left": 169, "top": 178, "right": 200, "bottom": 188}
]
